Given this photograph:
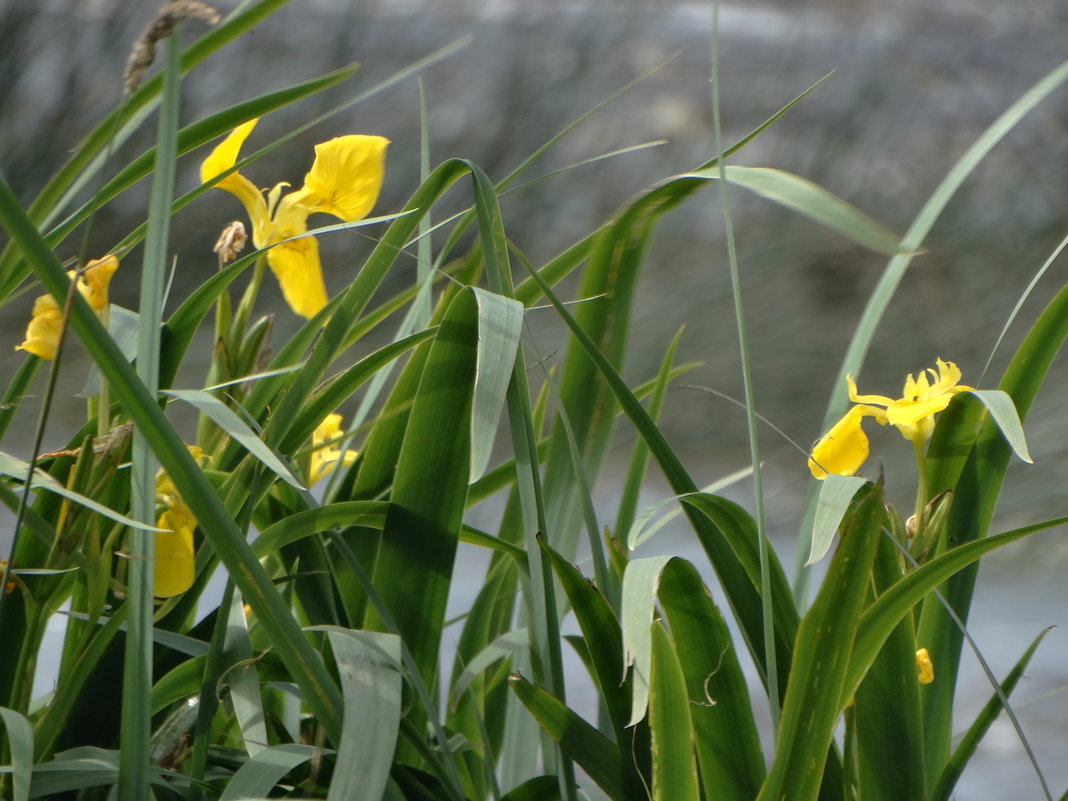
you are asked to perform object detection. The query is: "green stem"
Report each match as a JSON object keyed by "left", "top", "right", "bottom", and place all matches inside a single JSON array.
[{"left": 912, "top": 436, "right": 929, "bottom": 528}]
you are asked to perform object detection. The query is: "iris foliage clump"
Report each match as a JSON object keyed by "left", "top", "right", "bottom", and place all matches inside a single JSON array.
[{"left": 0, "top": 3, "right": 1066, "bottom": 801}]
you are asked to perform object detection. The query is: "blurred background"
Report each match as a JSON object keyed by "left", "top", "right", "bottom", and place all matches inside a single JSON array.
[{"left": 1, "top": 1, "right": 1067, "bottom": 798}]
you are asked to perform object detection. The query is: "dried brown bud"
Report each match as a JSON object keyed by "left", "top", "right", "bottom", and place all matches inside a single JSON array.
[
  {"left": 213, "top": 220, "right": 248, "bottom": 267},
  {"left": 123, "top": 2, "right": 221, "bottom": 96}
]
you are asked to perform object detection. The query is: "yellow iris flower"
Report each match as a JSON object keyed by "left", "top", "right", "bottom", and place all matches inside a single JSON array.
[
  {"left": 200, "top": 118, "right": 389, "bottom": 318},
  {"left": 16, "top": 255, "right": 119, "bottom": 360},
  {"left": 808, "top": 359, "right": 973, "bottom": 479},
  {"left": 153, "top": 447, "right": 206, "bottom": 598},
  {"left": 309, "top": 413, "right": 358, "bottom": 485}
]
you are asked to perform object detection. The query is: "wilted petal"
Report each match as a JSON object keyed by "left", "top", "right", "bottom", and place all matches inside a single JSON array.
[
  {"left": 266, "top": 234, "right": 329, "bottom": 319},
  {"left": 300, "top": 135, "right": 389, "bottom": 220}
]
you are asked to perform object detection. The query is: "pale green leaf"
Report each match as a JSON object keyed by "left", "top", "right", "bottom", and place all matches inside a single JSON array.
[
  {"left": 317, "top": 628, "right": 403, "bottom": 801},
  {"left": 450, "top": 627, "right": 528, "bottom": 708},
  {"left": 0, "top": 707, "right": 33, "bottom": 801},
  {"left": 689, "top": 165, "right": 911, "bottom": 255},
  {"left": 621, "top": 554, "right": 673, "bottom": 726},
  {"left": 163, "top": 388, "right": 303, "bottom": 488},
  {"left": 0, "top": 451, "right": 161, "bottom": 531},
  {"left": 226, "top": 591, "right": 267, "bottom": 757},
  {"left": 808, "top": 474, "right": 869, "bottom": 565},
  {"left": 218, "top": 743, "right": 327, "bottom": 801},
  {"left": 965, "top": 389, "right": 1032, "bottom": 463},
  {"left": 469, "top": 288, "right": 523, "bottom": 482},
  {"left": 627, "top": 467, "right": 755, "bottom": 550}
]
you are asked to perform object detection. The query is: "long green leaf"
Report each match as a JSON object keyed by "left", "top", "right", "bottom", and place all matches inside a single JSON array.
[
  {"left": 218, "top": 744, "right": 326, "bottom": 801},
  {"left": 690, "top": 165, "right": 909, "bottom": 254},
  {"left": 657, "top": 559, "right": 764, "bottom": 801},
  {"left": 757, "top": 482, "right": 884, "bottom": 801},
  {"left": 322, "top": 629, "right": 403, "bottom": 801},
  {"left": 648, "top": 623, "right": 699, "bottom": 801},
  {"left": 509, "top": 677, "right": 623, "bottom": 801},
  {"left": 0, "top": 707, "right": 33, "bottom": 801}
]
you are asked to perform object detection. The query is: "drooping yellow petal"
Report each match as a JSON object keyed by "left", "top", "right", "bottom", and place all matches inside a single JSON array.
[
  {"left": 266, "top": 233, "right": 329, "bottom": 319},
  {"left": 916, "top": 648, "right": 934, "bottom": 684},
  {"left": 154, "top": 497, "right": 196, "bottom": 598},
  {"left": 309, "top": 413, "right": 358, "bottom": 485},
  {"left": 16, "top": 294, "right": 64, "bottom": 360},
  {"left": 808, "top": 405, "right": 877, "bottom": 479},
  {"left": 298, "top": 135, "right": 389, "bottom": 220}
]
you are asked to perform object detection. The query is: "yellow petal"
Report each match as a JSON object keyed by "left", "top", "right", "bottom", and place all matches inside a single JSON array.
[
  {"left": 78, "top": 255, "right": 119, "bottom": 312},
  {"left": 299, "top": 135, "right": 389, "bottom": 220},
  {"left": 310, "top": 413, "right": 358, "bottom": 485},
  {"left": 266, "top": 234, "right": 329, "bottom": 318},
  {"left": 16, "top": 294, "right": 64, "bottom": 360},
  {"left": 201, "top": 118, "right": 259, "bottom": 183},
  {"left": 154, "top": 501, "right": 196, "bottom": 598},
  {"left": 201, "top": 119, "right": 271, "bottom": 240},
  {"left": 808, "top": 405, "right": 873, "bottom": 479},
  {"left": 916, "top": 648, "right": 934, "bottom": 684},
  {"left": 846, "top": 374, "right": 895, "bottom": 408}
]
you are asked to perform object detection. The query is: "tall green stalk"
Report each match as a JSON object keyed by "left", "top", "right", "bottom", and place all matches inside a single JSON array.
[{"left": 120, "top": 30, "right": 180, "bottom": 801}]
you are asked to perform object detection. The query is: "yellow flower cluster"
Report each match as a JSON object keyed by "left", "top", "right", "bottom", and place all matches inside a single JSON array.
[
  {"left": 200, "top": 118, "right": 389, "bottom": 318},
  {"left": 16, "top": 255, "right": 119, "bottom": 360},
  {"left": 809, "top": 359, "right": 972, "bottom": 479}
]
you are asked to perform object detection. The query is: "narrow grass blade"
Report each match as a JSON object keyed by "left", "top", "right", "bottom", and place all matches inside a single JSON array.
[
  {"left": 451, "top": 628, "right": 529, "bottom": 706},
  {"left": 0, "top": 452, "right": 160, "bottom": 531},
  {"left": 851, "top": 532, "right": 926, "bottom": 801},
  {"left": 929, "top": 628, "right": 1053, "bottom": 801},
  {"left": 963, "top": 389, "right": 1031, "bottom": 463},
  {"left": 0, "top": 707, "right": 33, "bottom": 801},
  {"left": 621, "top": 555, "right": 673, "bottom": 727},
  {"left": 122, "top": 30, "right": 180, "bottom": 801},
  {"left": 648, "top": 623, "right": 700, "bottom": 801},
  {"left": 225, "top": 592, "right": 267, "bottom": 757},
  {"left": 363, "top": 288, "right": 479, "bottom": 720}
]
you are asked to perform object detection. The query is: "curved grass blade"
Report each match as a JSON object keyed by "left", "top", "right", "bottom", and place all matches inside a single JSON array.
[
  {"left": 509, "top": 676, "right": 623, "bottom": 801},
  {"left": 469, "top": 288, "right": 523, "bottom": 482},
  {"left": 322, "top": 629, "right": 403, "bottom": 801},
  {"left": 690, "top": 165, "right": 909, "bottom": 255},
  {"left": 808, "top": 474, "right": 868, "bottom": 565},
  {"left": 163, "top": 389, "right": 303, "bottom": 488},
  {"left": 217, "top": 743, "right": 327, "bottom": 801}
]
